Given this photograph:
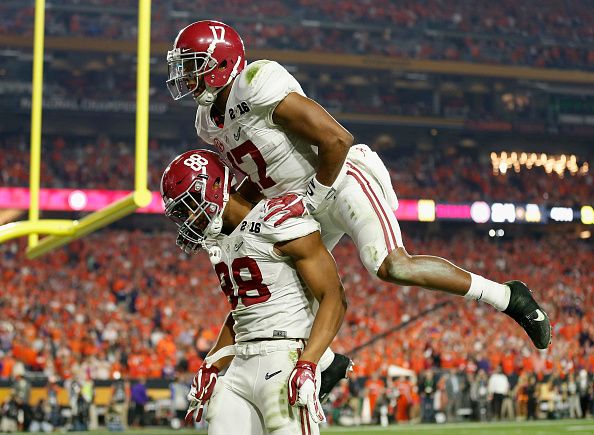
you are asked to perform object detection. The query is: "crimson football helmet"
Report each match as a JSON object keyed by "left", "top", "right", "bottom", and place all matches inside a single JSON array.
[
  {"left": 160, "top": 149, "right": 232, "bottom": 253},
  {"left": 166, "top": 20, "right": 246, "bottom": 105}
]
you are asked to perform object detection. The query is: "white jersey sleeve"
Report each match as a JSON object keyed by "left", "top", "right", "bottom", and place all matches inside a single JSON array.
[{"left": 235, "top": 60, "right": 305, "bottom": 126}]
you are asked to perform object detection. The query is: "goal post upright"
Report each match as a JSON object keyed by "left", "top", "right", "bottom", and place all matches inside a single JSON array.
[
  {"left": 0, "top": 0, "right": 154, "bottom": 257},
  {"left": 27, "top": 0, "right": 46, "bottom": 249}
]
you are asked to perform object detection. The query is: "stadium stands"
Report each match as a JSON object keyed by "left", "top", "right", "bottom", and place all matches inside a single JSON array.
[
  {"left": 2, "top": 0, "right": 593, "bottom": 69},
  {"left": 1, "top": 134, "right": 590, "bottom": 206},
  {"left": 1, "top": 230, "right": 592, "bottom": 424}
]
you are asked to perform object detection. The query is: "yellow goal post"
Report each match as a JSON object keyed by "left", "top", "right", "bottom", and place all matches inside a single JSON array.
[{"left": 0, "top": 0, "right": 153, "bottom": 259}]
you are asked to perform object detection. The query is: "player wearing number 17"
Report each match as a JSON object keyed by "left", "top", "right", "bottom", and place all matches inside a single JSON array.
[
  {"left": 166, "top": 20, "right": 551, "bottom": 350},
  {"left": 161, "top": 149, "right": 347, "bottom": 434}
]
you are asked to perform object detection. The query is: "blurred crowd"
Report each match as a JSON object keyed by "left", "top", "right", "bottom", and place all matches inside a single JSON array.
[
  {"left": 0, "top": 227, "right": 592, "bottom": 427},
  {"left": 326, "top": 366, "right": 594, "bottom": 425},
  {"left": 1, "top": 0, "right": 594, "bottom": 69},
  {"left": 1, "top": 134, "right": 591, "bottom": 206}
]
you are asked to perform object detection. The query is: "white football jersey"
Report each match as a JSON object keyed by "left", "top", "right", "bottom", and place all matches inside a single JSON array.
[
  {"left": 195, "top": 60, "right": 318, "bottom": 198},
  {"left": 210, "top": 198, "right": 320, "bottom": 342}
]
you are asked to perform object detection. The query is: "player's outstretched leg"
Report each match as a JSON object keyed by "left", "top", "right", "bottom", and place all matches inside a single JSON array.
[
  {"left": 319, "top": 353, "right": 354, "bottom": 402},
  {"left": 377, "top": 247, "right": 551, "bottom": 349}
]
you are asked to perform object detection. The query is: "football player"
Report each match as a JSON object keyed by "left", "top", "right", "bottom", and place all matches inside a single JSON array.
[
  {"left": 161, "top": 149, "right": 347, "bottom": 434},
  {"left": 166, "top": 21, "right": 551, "bottom": 350}
]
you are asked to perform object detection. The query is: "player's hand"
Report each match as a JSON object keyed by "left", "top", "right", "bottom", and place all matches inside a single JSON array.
[
  {"left": 288, "top": 360, "right": 325, "bottom": 423},
  {"left": 303, "top": 177, "right": 335, "bottom": 215},
  {"left": 185, "top": 363, "right": 219, "bottom": 423},
  {"left": 263, "top": 193, "right": 307, "bottom": 227}
]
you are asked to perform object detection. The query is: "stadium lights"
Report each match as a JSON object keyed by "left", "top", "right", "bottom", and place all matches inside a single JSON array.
[
  {"left": 524, "top": 204, "right": 542, "bottom": 223},
  {"left": 491, "top": 151, "right": 589, "bottom": 177},
  {"left": 488, "top": 229, "right": 504, "bottom": 238},
  {"left": 470, "top": 201, "right": 491, "bottom": 223},
  {"left": 582, "top": 206, "right": 594, "bottom": 225},
  {"left": 417, "top": 199, "right": 436, "bottom": 222},
  {"left": 491, "top": 203, "right": 516, "bottom": 223},
  {"left": 550, "top": 207, "right": 574, "bottom": 222}
]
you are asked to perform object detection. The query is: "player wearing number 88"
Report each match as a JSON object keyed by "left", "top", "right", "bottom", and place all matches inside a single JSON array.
[{"left": 161, "top": 149, "right": 347, "bottom": 434}]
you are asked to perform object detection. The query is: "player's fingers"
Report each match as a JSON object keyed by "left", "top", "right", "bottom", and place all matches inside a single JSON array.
[
  {"left": 184, "top": 404, "right": 196, "bottom": 424},
  {"left": 263, "top": 204, "right": 284, "bottom": 221},
  {"left": 273, "top": 212, "right": 294, "bottom": 227},
  {"left": 287, "top": 372, "right": 298, "bottom": 406},
  {"left": 196, "top": 404, "right": 205, "bottom": 422},
  {"left": 306, "top": 396, "right": 325, "bottom": 423}
]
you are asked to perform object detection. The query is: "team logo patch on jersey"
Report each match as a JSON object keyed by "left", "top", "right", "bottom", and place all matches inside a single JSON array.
[{"left": 273, "top": 330, "right": 287, "bottom": 338}]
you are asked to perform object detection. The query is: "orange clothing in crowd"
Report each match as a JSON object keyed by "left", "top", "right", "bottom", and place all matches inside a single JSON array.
[
  {"left": 1, "top": 355, "right": 15, "bottom": 378},
  {"left": 365, "top": 377, "right": 385, "bottom": 413}
]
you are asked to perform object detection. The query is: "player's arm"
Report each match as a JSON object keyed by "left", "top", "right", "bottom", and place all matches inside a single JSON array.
[
  {"left": 275, "top": 231, "right": 347, "bottom": 363},
  {"left": 206, "top": 312, "right": 236, "bottom": 370},
  {"left": 273, "top": 92, "right": 354, "bottom": 188},
  {"left": 186, "top": 312, "right": 235, "bottom": 423},
  {"left": 235, "top": 178, "right": 264, "bottom": 205}
]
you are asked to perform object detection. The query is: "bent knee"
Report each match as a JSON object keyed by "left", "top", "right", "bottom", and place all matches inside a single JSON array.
[{"left": 377, "top": 247, "right": 414, "bottom": 284}]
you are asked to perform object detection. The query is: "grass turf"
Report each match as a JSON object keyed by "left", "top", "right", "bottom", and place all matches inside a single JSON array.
[{"left": 28, "top": 419, "right": 594, "bottom": 434}]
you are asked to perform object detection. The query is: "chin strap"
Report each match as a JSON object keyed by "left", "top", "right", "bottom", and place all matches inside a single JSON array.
[
  {"left": 195, "top": 84, "right": 221, "bottom": 106},
  {"left": 195, "top": 57, "right": 243, "bottom": 106}
]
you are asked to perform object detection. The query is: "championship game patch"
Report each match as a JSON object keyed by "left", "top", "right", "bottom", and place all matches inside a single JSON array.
[{"left": 273, "top": 330, "right": 287, "bottom": 338}]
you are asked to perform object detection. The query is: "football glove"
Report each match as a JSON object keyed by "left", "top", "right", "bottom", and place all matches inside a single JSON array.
[
  {"left": 185, "top": 363, "right": 219, "bottom": 423},
  {"left": 287, "top": 360, "right": 325, "bottom": 423},
  {"left": 263, "top": 193, "right": 307, "bottom": 227}
]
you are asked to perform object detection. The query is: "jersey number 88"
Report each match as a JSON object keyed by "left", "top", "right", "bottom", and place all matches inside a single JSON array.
[{"left": 214, "top": 257, "right": 271, "bottom": 309}]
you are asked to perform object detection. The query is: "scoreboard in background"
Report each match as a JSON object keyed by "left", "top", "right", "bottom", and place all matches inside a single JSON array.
[{"left": 0, "top": 188, "right": 592, "bottom": 225}]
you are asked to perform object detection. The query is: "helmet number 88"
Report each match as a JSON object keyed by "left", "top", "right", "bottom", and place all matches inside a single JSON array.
[{"left": 184, "top": 154, "right": 209, "bottom": 172}]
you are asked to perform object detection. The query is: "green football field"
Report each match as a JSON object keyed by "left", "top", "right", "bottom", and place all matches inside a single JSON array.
[{"left": 27, "top": 419, "right": 594, "bottom": 434}]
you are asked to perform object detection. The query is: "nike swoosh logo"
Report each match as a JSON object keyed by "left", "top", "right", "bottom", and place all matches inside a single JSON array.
[
  {"left": 533, "top": 309, "right": 546, "bottom": 322},
  {"left": 233, "top": 127, "right": 241, "bottom": 141},
  {"left": 234, "top": 241, "right": 243, "bottom": 251},
  {"left": 264, "top": 370, "right": 282, "bottom": 380}
]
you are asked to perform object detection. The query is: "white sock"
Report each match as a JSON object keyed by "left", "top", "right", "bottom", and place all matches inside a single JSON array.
[
  {"left": 318, "top": 348, "right": 335, "bottom": 371},
  {"left": 465, "top": 273, "right": 511, "bottom": 311}
]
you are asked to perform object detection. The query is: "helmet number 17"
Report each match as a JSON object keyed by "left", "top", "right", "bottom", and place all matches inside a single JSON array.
[{"left": 209, "top": 25, "right": 226, "bottom": 44}]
